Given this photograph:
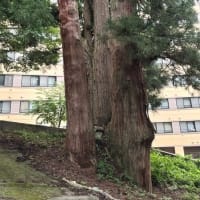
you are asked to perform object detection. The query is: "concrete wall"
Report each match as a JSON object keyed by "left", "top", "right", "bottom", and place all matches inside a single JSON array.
[{"left": 0, "top": 120, "right": 66, "bottom": 135}]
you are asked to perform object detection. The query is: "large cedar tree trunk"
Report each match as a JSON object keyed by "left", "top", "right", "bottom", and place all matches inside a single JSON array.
[
  {"left": 58, "top": 0, "right": 95, "bottom": 167},
  {"left": 109, "top": 0, "right": 154, "bottom": 191},
  {"left": 83, "top": 0, "right": 94, "bottom": 123},
  {"left": 93, "top": 0, "right": 112, "bottom": 127}
]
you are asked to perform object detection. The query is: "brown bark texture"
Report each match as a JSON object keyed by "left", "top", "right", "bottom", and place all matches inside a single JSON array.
[
  {"left": 83, "top": 0, "right": 94, "bottom": 122},
  {"left": 58, "top": 0, "right": 95, "bottom": 167},
  {"left": 93, "top": 0, "right": 112, "bottom": 127},
  {"left": 109, "top": 0, "right": 154, "bottom": 192}
]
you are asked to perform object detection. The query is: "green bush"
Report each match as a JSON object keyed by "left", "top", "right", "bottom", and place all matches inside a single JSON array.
[{"left": 151, "top": 151, "right": 200, "bottom": 193}]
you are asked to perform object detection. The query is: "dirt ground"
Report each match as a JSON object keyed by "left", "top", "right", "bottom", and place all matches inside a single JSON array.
[{"left": 0, "top": 132, "right": 186, "bottom": 200}]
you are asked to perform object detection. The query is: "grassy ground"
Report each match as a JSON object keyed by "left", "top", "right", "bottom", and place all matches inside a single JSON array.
[
  {"left": 0, "top": 148, "right": 62, "bottom": 200},
  {"left": 1, "top": 129, "right": 200, "bottom": 200}
]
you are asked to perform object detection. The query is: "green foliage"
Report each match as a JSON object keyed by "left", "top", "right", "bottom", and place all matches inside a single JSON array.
[
  {"left": 96, "top": 143, "right": 135, "bottom": 184},
  {"left": 0, "top": 0, "right": 60, "bottom": 71},
  {"left": 181, "top": 192, "right": 200, "bottom": 200},
  {"left": 29, "top": 84, "right": 66, "bottom": 128},
  {"left": 144, "top": 63, "right": 169, "bottom": 109},
  {"left": 97, "top": 159, "right": 115, "bottom": 180},
  {"left": 14, "top": 129, "right": 65, "bottom": 147},
  {"left": 96, "top": 144, "right": 116, "bottom": 181},
  {"left": 151, "top": 151, "right": 200, "bottom": 193},
  {"left": 108, "top": 0, "right": 200, "bottom": 105}
]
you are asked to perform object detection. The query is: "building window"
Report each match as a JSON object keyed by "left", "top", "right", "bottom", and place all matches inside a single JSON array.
[
  {"left": 31, "top": 76, "right": 39, "bottom": 87},
  {"left": 48, "top": 76, "right": 56, "bottom": 86},
  {"left": 154, "top": 122, "right": 173, "bottom": 133},
  {"left": 20, "top": 101, "right": 33, "bottom": 113},
  {"left": 180, "top": 121, "right": 200, "bottom": 133},
  {"left": 191, "top": 97, "right": 200, "bottom": 108},
  {"left": 22, "top": 76, "right": 39, "bottom": 87},
  {"left": 21, "top": 75, "right": 56, "bottom": 87},
  {"left": 176, "top": 97, "right": 200, "bottom": 108},
  {"left": 176, "top": 98, "right": 192, "bottom": 108},
  {"left": 40, "top": 76, "right": 56, "bottom": 87},
  {"left": 0, "top": 75, "right": 13, "bottom": 87},
  {"left": 0, "top": 101, "right": 11, "bottom": 113},
  {"left": 158, "top": 99, "right": 169, "bottom": 109}
]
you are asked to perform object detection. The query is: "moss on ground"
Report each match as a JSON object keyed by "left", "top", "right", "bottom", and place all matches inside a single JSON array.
[{"left": 0, "top": 148, "right": 62, "bottom": 200}]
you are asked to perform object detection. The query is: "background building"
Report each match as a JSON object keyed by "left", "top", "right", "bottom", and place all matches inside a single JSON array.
[
  {"left": 150, "top": 81, "right": 200, "bottom": 158},
  {"left": 1, "top": 63, "right": 200, "bottom": 158},
  {"left": 0, "top": 64, "right": 64, "bottom": 125}
]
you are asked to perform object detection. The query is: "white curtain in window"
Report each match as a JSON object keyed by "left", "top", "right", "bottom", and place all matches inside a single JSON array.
[
  {"left": 20, "top": 101, "right": 29, "bottom": 113},
  {"left": 180, "top": 122, "right": 187, "bottom": 132},
  {"left": 40, "top": 76, "right": 48, "bottom": 86},
  {"left": 195, "top": 121, "right": 200, "bottom": 132},
  {"left": 183, "top": 98, "right": 191, "bottom": 108},
  {"left": 48, "top": 76, "right": 56, "bottom": 86},
  {"left": 4, "top": 75, "right": 13, "bottom": 86},
  {"left": 191, "top": 98, "right": 200, "bottom": 108},
  {"left": 156, "top": 123, "right": 164, "bottom": 133},
  {"left": 1, "top": 101, "right": 11, "bottom": 113},
  {"left": 29, "top": 102, "right": 33, "bottom": 111},
  {"left": 176, "top": 98, "right": 184, "bottom": 108},
  {"left": 164, "top": 123, "right": 172, "bottom": 133},
  {"left": 22, "top": 76, "right": 30, "bottom": 86},
  {"left": 160, "top": 99, "right": 169, "bottom": 109},
  {"left": 31, "top": 76, "right": 39, "bottom": 86},
  {"left": 187, "top": 122, "right": 196, "bottom": 132}
]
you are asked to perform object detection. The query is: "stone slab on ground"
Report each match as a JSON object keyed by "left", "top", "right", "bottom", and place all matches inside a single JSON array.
[{"left": 48, "top": 195, "right": 99, "bottom": 200}]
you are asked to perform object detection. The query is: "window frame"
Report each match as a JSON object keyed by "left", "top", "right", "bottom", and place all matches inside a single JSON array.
[
  {"left": 21, "top": 75, "right": 40, "bottom": 87},
  {"left": 180, "top": 121, "right": 199, "bottom": 133},
  {"left": 47, "top": 76, "right": 56, "bottom": 87},
  {"left": 154, "top": 122, "right": 173, "bottom": 134},
  {"left": 183, "top": 97, "right": 192, "bottom": 108},
  {"left": 19, "top": 101, "right": 32, "bottom": 113},
  {"left": 0, "top": 101, "right": 11, "bottom": 113},
  {"left": 176, "top": 97, "right": 200, "bottom": 109},
  {"left": 159, "top": 99, "right": 169, "bottom": 109},
  {"left": 0, "top": 75, "right": 13, "bottom": 87},
  {"left": 21, "top": 75, "right": 56, "bottom": 87}
]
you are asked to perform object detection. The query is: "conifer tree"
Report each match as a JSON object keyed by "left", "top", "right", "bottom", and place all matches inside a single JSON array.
[
  {"left": 0, "top": 0, "right": 60, "bottom": 71},
  {"left": 106, "top": 0, "right": 200, "bottom": 191},
  {"left": 108, "top": 0, "right": 200, "bottom": 92}
]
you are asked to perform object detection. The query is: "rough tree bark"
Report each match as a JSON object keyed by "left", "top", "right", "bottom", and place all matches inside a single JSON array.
[
  {"left": 83, "top": 0, "right": 94, "bottom": 122},
  {"left": 93, "top": 0, "right": 112, "bottom": 127},
  {"left": 109, "top": 0, "right": 154, "bottom": 192},
  {"left": 58, "top": 0, "right": 95, "bottom": 167}
]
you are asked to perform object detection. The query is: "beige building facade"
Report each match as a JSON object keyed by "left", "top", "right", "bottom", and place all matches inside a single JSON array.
[
  {"left": 0, "top": 65, "right": 64, "bottom": 125},
  {"left": 150, "top": 84, "right": 200, "bottom": 158},
  {"left": 1, "top": 64, "right": 200, "bottom": 158}
]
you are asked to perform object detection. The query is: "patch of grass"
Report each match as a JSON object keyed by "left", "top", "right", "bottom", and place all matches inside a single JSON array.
[
  {"left": 14, "top": 129, "right": 65, "bottom": 147},
  {"left": 0, "top": 148, "right": 62, "bottom": 200},
  {"left": 0, "top": 149, "right": 50, "bottom": 183},
  {"left": 0, "top": 184, "right": 61, "bottom": 200}
]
